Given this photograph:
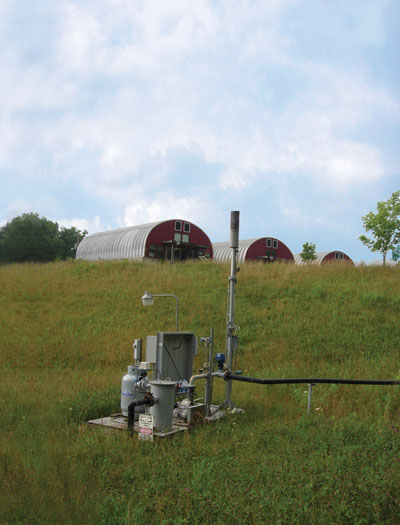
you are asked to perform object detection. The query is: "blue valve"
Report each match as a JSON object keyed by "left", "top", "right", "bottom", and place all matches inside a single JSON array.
[{"left": 215, "top": 353, "right": 226, "bottom": 370}]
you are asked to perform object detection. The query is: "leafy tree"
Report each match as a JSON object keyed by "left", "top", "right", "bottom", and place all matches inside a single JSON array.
[
  {"left": 392, "top": 245, "right": 400, "bottom": 262},
  {"left": 300, "top": 242, "right": 317, "bottom": 262},
  {"left": 0, "top": 213, "right": 87, "bottom": 263},
  {"left": 0, "top": 213, "right": 61, "bottom": 262},
  {"left": 359, "top": 191, "right": 400, "bottom": 266},
  {"left": 59, "top": 226, "right": 87, "bottom": 259}
]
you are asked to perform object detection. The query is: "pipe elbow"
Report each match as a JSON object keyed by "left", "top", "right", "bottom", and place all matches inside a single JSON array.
[{"left": 189, "top": 373, "right": 208, "bottom": 386}]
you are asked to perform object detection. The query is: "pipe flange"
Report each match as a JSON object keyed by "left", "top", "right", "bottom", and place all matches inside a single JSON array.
[{"left": 144, "top": 392, "right": 155, "bottom": 406}]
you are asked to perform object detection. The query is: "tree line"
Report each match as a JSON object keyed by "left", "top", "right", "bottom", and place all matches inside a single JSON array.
[
  {"left": 0, "top": 213, "right": 87, "bottom": 263},
  {"left": 1, "top": 191, "right": 399, "bottom": 264}
]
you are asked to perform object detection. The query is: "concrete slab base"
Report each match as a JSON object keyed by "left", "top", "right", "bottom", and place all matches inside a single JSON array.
[{"left": 87, "top": 405, "right": 243, "bottom": 438}]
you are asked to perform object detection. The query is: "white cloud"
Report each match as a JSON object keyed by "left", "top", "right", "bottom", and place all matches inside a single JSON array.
[
  {"left": 57, "top": 215, "right": 104, "bottom": 233},
  {"left": 1, "top": 0, "right": 398, "bottom": 265},
  {"left": 219, "top": 168, "right": 254, "bottom": 191},
  {"left": 55, "top": 0, "right": 219, "bottom": 76},
  {"left": 302, "top": 66, "right": 400, "bottom": 127},
  {"left": 3, "top": 198, "right": 59, "bottom": 222},
  {"left": 323, "top": 142, "right": 383, "bottom": 187},
  {"left": 3, "top": 199, "right": 31, "bottom": 222},
  {"left": 123, "top": 192, "right": 214, "bottom": 228},
  {"left": 2, "top": 0, "right": 395, "bottom": 195},
  {"left": 56, "top": 3, "right": 105, "bottom": 75}
]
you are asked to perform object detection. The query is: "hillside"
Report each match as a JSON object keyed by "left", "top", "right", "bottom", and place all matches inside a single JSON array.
[{"left": 1, "top": 260, "right": 400, "bottom": 523}]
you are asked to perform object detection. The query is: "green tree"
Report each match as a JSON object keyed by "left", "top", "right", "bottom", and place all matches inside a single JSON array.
[
  {"left": 300, "top": 242, "right": 317, "bottom": 262},
  {"left": 359, "top": 191, "right": 400, "bottom": 266},
  {"left": 59, "top": 226, "right": 87, "bottom": 259},
  {"left": 0, "top": 213, "right": 87, "bottom": 263}
]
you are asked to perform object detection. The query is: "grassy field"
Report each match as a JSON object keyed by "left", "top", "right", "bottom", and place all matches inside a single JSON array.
[{"left": 1, "top": 260, "right": 400, "bottom": 524}]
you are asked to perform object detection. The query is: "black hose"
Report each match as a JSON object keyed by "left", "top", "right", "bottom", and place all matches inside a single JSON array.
[
  {"left": 225, "top": 372, "right": 400, "bottom": 386},
  {"left": 127, "top": 394, "right": 154, "bottom": 435}
]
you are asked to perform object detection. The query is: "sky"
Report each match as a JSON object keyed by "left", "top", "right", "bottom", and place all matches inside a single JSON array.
[{"left": 1, "top": 0, "right": 399, "bottom": 263}]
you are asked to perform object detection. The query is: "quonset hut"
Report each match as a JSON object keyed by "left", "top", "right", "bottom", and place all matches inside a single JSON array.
[
  {"left": 212, "top": 237, "right": 294, "bottom": 263},
  {"left": 76, "top": 219, "right": 213, "bottom": 262},
  {"left": 294, "top": 251, "right": 354, "bottom": 265}
]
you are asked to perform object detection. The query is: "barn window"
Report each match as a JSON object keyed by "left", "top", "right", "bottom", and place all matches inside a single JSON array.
[
  {"left": 149, "top": 244, "right": 156, "bottom": 257},
  {"left": 184, "top": 222, "right": 191, "bottom": 233},
  {"left": 273, "top": 240, "right": 278, "bottom": 249},
  {"left": 175, "top": 221, "right": 182, "bottom": 231},
  {"left": 266, "top": 239, "right": 272, "bottom": 248},
  {"left": 174, "top": 232, "right": 181, "bottom": 242},
  {"left": 157, "top": 245, "right": 164, "bottom": 258},
  {"left": 182, "top": 233, "right": 189, "bottom": 243}
]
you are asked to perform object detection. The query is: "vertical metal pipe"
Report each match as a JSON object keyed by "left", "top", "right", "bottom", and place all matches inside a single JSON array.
[
  {"left": 151, "top": 294, "right": 179, "bottom": 331},
  {"left": 307, "top": 383, "right": 313, "bottom": 414},
  {"left": 150, "top": 380, "right": 176, "bottom": 432},
  {"left": 230, "top": 211, "right": 240, "bottom": 249},
  {"left": 226, "top": 211, "right": 239, "bottom": 408},
  {"left": 204, "top": 328, "right": 214, "bottom": 416}
]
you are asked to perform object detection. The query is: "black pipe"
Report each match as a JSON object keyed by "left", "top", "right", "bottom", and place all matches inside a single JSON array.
[
  {"left": 224, "top": 372, "right": 400, "bottom": 386},
  {"left": 127, "top": 394, "right": 155, "bottom": 435}
]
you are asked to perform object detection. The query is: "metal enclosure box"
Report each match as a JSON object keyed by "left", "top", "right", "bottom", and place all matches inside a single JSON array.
[
  {"left": 133, "top": 338, "right": 142, "bottom": 361},
  {"left": 145, "top": 332, "right": 198, "bottom": 382},
  {"left": 145, "top": 335, "right": 157, "bottom": 364}
]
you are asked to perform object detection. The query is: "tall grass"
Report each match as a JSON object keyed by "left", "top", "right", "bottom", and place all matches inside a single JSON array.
[{"left": 1, "top": 260, "right": 400, "bottom": 523}]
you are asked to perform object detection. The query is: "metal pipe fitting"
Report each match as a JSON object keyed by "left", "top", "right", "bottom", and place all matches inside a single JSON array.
[
  {"left": 127, "top": 393, "right": 155, "bottom": 435},
  {"left": 230, "top": 211, "right": 240, "bottom": 248},
  {"left": 189, "top": 371, "right": 225, "bottom": 386}
]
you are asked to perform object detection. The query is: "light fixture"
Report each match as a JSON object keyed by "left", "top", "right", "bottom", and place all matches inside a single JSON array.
[
  {"left": 141, "top": 291, "right": 179, "bottom": 331},
  {"left": 141, "top": 291, "right": 154, "bottom": 306}
]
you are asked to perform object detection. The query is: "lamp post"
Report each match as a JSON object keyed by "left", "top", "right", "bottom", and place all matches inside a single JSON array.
[{"left": 141, "top": 291, "right": 179, "bottom": 331}]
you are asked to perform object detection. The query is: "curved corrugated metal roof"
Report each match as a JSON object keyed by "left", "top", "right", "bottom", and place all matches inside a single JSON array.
[
  {"left": 213, "top": 239, "right": 262, "bottom": 263},
  {"left": 76, "top": 221, "right": 164, "bottom": 261},
  {"left": 294, "top": 251, "right": 351, "bottom": 265}
]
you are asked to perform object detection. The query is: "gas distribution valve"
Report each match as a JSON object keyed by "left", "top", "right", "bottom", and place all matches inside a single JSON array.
[{"left": 215, "top": 353, "right": 226, "bottom": 370}]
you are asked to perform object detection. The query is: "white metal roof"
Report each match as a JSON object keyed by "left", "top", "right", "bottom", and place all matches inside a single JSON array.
[
  {"left": 212, "top": 239, "right": 263, "bottom": 263},
  {"left": 294, "top": 252, "right": 349, "bottom": 265},
  {"left": 76, "top": 221, "right": 164, "bottom": 261}
]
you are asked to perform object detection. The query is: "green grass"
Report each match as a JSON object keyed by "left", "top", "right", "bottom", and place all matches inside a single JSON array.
[{"left": 1, "top": 260, "right": 400, "bottom": 524}]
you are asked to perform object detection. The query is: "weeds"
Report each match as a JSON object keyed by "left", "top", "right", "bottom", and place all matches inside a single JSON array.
[{"left": 1, "top": 261, "right": 400, "bottom": 523}]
